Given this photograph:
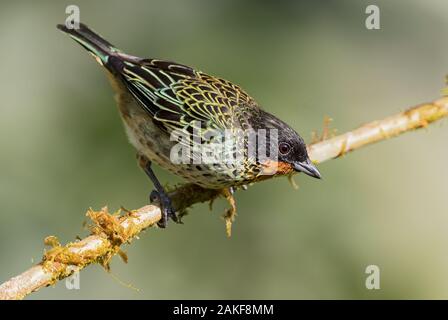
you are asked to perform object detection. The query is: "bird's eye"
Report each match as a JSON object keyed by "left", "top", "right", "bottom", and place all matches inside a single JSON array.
[{"left": 279, "top": 142, "right": 291, "bottom": 155}]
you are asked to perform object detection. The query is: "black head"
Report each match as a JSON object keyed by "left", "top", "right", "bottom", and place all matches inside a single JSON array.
[{"left": 252, "top": 110, "right": 321, "bottom": 179}]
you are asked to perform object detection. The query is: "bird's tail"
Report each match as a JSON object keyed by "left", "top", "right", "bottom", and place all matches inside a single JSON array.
[{"left": 56, "top": 23, "right": 122, "bottom": 70}]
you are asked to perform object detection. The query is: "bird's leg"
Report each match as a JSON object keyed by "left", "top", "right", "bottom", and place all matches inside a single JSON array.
[{"left": 137, "top": 154, "right": 178, "bottom": 228}]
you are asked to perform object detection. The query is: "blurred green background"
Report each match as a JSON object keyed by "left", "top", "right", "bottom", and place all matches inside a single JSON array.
[{"left": 1, "top": 0, "right": 448, "bottom": 299}]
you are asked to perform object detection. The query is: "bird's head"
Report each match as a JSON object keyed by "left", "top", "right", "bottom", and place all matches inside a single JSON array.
[{"left": 253, "top": 110, "right": 322, "bottom": 179}]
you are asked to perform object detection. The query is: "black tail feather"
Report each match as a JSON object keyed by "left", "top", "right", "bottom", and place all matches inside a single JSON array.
[{"left": 57, "top": 23, "right": 119, "bottom": 67}]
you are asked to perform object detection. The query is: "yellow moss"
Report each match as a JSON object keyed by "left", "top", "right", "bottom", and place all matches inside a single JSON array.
[
  {"left": 87, "top": 207, "right": 128, "bottom": 244},
  {"left": 83, "top": 207, "right": 140, "bottom": 270},
  {"left": 43, "top": 244, "right": 88, "bottom": 266},
  {"left": 117, "top": 249, "right": 128, "bottom": 264},
  {"left": 337, "top": 138, "right": 348, "bottom": 158},
  {"left": 220, "top": 188, "right": 237, "bottom": 238},
  {"left": 426, "top": 105, "right": 448, "bottom": 123},
  {"left": 405, "top": 103, "right": 448, "bottom": 126},
  {"left": 310, "top": 130, "right": 319, "bottom": 144},
  {"left": 108, "top": 271, "right": 141, "bottom": 292},
  {"left": 39, "top": 206, "right": 143, "bottom": 278},
  {"left": 44, "top": 235, "right": 60, "bottom": 248},
  {"left": 311, "top": 115, "right": 337, "bottom": 143},
  {"left": 379, "top": 126, "right": 391, "bottom": 140}
]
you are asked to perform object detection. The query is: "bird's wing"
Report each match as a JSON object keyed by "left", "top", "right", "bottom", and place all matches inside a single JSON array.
[{"left": 119, "top": 59, "right": 256, "bottom": 137}]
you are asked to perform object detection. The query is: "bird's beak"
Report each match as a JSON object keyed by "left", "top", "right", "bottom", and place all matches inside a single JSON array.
[{"left": 293, "top": 159, "right": 322, "bottom": 179}]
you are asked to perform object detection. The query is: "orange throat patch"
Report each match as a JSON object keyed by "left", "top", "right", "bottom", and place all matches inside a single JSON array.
[{"left": 260, "top": 160, "right": 294, "bottom": 176}]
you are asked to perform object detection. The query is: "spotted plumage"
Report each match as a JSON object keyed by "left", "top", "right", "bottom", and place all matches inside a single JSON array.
[{"left": 57, "top": 23, "right": 321, "bottom": 228}]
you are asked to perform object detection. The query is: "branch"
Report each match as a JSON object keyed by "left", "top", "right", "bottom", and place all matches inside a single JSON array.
[{"left": 1, "top": 96, "right": 447, "bottom": 300}]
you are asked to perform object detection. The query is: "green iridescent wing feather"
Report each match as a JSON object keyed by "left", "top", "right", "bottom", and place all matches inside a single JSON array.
[{"left": 120, "top": 59, "right": 256, "bottom": 136}]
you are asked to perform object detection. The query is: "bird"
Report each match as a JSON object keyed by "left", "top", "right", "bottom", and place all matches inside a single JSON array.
[{"left": 57, "top": 23, "right": 321, "bottom": 230}]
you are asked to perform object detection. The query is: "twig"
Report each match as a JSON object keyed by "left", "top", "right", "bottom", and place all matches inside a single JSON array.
[{"left": 1, "top": 96, "right": 447, "bottom": 300}]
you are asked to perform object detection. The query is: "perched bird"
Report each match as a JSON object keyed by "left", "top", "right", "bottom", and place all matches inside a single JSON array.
[{"left": 57, "top": 23, "right": 321, "bottom": 229}]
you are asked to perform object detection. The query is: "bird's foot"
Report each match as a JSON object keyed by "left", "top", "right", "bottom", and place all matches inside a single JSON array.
[{"left": 150, "top": 190, "right": 178, "bottom": 228}]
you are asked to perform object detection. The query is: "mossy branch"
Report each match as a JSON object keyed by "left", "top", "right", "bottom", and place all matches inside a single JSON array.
[{"left": 1, "top": 95, "right": 447, "bottom": 300}]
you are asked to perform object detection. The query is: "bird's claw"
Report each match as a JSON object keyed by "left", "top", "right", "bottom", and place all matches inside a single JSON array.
[{"left": 150, "top": 190, "right": 178, "bottom": 228}]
